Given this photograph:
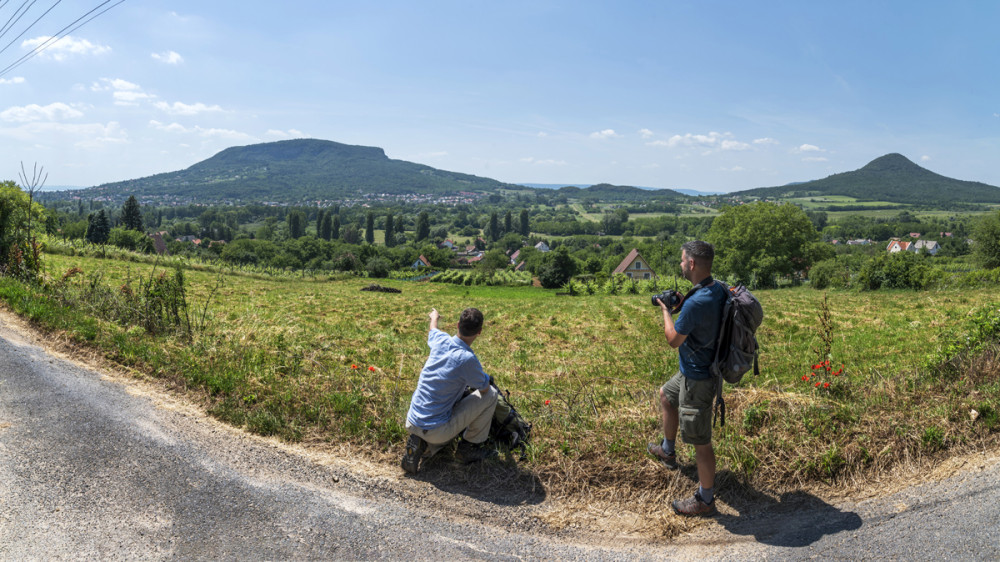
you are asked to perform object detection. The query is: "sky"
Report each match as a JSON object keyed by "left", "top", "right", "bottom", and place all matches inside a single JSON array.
[{"left": 1, "top": 1, "right": 999, "bottom": 193}]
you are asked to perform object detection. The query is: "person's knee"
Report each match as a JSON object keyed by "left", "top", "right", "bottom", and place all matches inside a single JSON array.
[{"left": 660, "top": 388, "right": 676, "bottom": 410}]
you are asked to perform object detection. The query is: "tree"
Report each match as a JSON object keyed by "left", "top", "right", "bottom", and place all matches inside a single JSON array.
[
  {"left": 384, "top": 213, "right": 396, "bottom": 247},
  {"left": 538, "top": 246, "right": 578, "bottom": 288},
  {"left": 287, "top": 210, "right": 306, "bottom": 239},
  {"left": 973, "top": 210, "right": 1000, "bottom": 269},
  {"left": 365, "top": 211, "right": 375, "bottom": 244},
  {"left": 320, "top": 213, "right": 333, "bottom": 241},
  {"left": 120, "top": 195, "right": 143, "bottom": 232},
  {"left": 416, "top": 211, "right": 430, "bottom": 242},
  {"left": 332, "top": 215, "right": 341, "bottom": 240},
  {"left": 504, "top": 211, "right": 513, "bottom": 235},
  {"left": 707, "top": 202, "right": 818, "bottom": 287},
  {"left": 86, "top": 210, "right": 111, "bottom": 244},
  {"left": 519, "top": 209, "right": 530, "bottom": 236},
  {"left": 488, "top": 212, "right": 499, "bottom": 242},
  {"left": 316, "top": 209, "right": 326, "bottom": 236}
]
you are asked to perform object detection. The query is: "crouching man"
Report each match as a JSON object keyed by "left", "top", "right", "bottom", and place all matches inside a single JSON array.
[{"left": 402, "top": 307, "right": 499, "bottom": 473}]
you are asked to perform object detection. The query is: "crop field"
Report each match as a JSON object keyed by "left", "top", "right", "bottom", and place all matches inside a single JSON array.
[{"left": 8, "top": 252, "right": 999, "bottom": 535}]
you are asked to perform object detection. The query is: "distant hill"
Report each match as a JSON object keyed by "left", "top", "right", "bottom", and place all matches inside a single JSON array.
[
  {"left": 80, "top": 139, "right": 520, "bottom": 203},
  {"left": 735, "top": 154, "right": 1000, "bottom": 204},
  {"left": 557, "top": 183, "right": 687, "bottom": 201}
]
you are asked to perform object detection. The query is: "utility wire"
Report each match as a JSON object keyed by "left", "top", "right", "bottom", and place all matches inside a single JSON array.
[
  {"left": 0, "top": 0, "right": 124, "bottom": 78},
  {"left": 0, "top": 1, "right": 62, "bottom": 58},
  {"left": 0, "top": 1, "right": 41, "bottom": 43}
]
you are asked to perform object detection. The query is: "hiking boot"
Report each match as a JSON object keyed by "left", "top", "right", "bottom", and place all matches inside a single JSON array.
[
  {"left": 401, "top": 434, "right": 428, "bottom": 474},
  {"left": 672, "top": 492, "right": 718, "bottom": 517},
  {"left": 457, "top": 440, "right": 499, "bottom": 464},
  {"left": 647, "top": 442, "right": 678, "bottom": 470}
]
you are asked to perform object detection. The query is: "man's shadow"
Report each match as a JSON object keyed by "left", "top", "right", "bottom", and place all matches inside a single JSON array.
[
  {"left": 679, "top": 466, "right": 862, "bottom": 547},
  {"left": 404, "top": 445, "right": 546, "bottom": 507}
]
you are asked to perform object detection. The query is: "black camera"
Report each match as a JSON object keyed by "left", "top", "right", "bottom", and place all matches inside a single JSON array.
[{"left": 651, "top": 289, "right": 682, "bottom": 308}]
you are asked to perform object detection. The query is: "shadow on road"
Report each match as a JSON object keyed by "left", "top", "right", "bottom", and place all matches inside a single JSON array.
[
  {"left": 715, "top": 489, "right": 862, "bottom": 547},
  {"left": 403, "top": 447, "right": 546, "bottom": 507},
  {"left": 672, "top": 466, "right": 862, "bottom": 547}
]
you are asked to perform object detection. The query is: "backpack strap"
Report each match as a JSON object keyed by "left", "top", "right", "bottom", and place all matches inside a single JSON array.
[{"left": 711, "top": 281, "right": 732, "bottom": 428}]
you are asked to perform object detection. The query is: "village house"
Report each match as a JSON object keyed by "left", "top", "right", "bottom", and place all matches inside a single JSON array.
[
  {"left": 534, "top": 241, "right": 550, "bottom": 252},
  {"left": 411, "top": 254, "right": 431, "bottom": 269},
  {"left": 913, "top": 240, "right": 940, "bottom": 255},
  {"left": 613, "top": 248, "right": 658, "bottom": 280},
  {"left": 887, "top": 240, "right": 911, "bottom": 253}
]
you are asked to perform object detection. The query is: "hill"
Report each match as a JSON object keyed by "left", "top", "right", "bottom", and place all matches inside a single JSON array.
[
  {"left": 558, "top": 183, "right": 687, "bottom": 201},
  {"left": 734, "top": 153, "right": 1000, "bottom": 205},
  {"left": 79, "top": 139, "right": 521, "bottom": 203}
]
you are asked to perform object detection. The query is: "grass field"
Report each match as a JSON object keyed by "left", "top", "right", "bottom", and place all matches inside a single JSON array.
[{"left": 4, "top": 251, "right": 998, "bottom": 535}]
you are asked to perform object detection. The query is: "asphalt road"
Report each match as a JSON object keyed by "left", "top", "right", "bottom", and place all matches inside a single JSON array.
[{"left": 1, "top": 315, "right": 999, "bottom": 560}]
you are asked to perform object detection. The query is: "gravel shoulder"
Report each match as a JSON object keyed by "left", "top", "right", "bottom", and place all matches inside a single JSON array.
[{"left": 2, "top": 308, "right": 999, "bottom": 559}]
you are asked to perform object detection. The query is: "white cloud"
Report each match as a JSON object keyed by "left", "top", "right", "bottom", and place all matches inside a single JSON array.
[
  {"left": 796, "top": 144, "right": 824, "bottom": 153},
  {"left": 638, "top": 128, "right": 654, "bottom": 139},
  {"left": 520, "top": 157, "right": 567, "bottom": 165},
  {"left": 265, "top": 129, "right": 304, "bottom": 139},
  {"left": 149, "top": 120, "right": 254, "bottom": 141},
  {"left": 649, "top": 131, "right": 749, "bottom": 151},
  {"left": 153, "top": 101, "right": 224, "bottom": 115},
  {"left": 722, "top": 166, "right": 746, "bottom": 172},
  {"left": 0, "top": 120, "right": 127, "bottom": 146},
  {"left": 22, "top": 35, "right": 110, "bottom": 61},
  {"left": 151, "top": 51, "right": 184, "bottom": 65},
  {"left": 1, "top": 102, "right": 83, "bottom": 123},
  {"left": 537, "top": 131, "right": 547, "bottom": 138},
  {"left": 92, "top": 78, "right": 141, "bottom": 92},
  {"left": 114, "top": 91, "right": 156, "bottom": 106},
  {"left": 921, "top": 155, "right": 931, "bottom": 162},
  {"left": 589, "top": 129, "right": 621, "bottom": 140},
  {"left": 802, "top": 156, "right": 828, "bottom": 162},
  {"left": 0, "top": 77, "right": 25, "bottom": 85},
  {"left": 753, "top": 137, "right": 778, "bottom": 145},
  {"left": 720, "top": 140, "right": 750, "bottom": 151}
]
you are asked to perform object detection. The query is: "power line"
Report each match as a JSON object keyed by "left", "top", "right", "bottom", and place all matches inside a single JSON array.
[
  {"left": 0, "top": 0, "right": 125, "bottom": 78},
  {"left": 0, "top": 1, "right": 62, "bottom": 59}
]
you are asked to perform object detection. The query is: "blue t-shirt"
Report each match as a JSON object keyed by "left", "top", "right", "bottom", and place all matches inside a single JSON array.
[
  {"left": 406, "top": 329, "right": 490, "bottom": 430},
  {"left": 674, "top": 282, "right": 727, "bottom": 380}
]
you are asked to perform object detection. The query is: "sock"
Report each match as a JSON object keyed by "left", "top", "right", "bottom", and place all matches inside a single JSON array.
[
  {"left": 661, "top": 438, "right": 675, "bottom": 456},
  {"left": 698, "top": 485, "right": 714, "bottom": 505}
]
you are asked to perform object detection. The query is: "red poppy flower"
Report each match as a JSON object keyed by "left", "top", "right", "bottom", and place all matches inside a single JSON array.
[
  {"left": 351, "top": 364, "right": 358, "bottom": 369},
  {"left": 833, "top": 368, "right": 843, "bottom": 376},
  {"left": 815, "top": 382, "right": 821, "bottom": 387},
  {"left": 802, "top": 375, "right": 809, "bottom": 381},
  {"left": 812, "top": 364, "right": 823, "bottom": 369},
  {"left": 823, "top": 382, "right": 830, "bottom": 388},
  {"left": 544, "top": 400, "right": 551, "bottom": 406},
  {"left": 368, "top": 366, "right": 375, "bottom": 371}
]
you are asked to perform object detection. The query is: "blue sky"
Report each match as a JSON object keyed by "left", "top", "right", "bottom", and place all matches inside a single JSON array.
[{"left": 1, "top": 1, "right": 998, "bottom": 192}]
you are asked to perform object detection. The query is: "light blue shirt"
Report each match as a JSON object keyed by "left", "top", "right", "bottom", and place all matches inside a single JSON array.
[{"left": 406, "top": 329, "right": 490, "bottom": 430}]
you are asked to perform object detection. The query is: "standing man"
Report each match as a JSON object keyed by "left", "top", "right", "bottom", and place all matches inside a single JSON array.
[
  {"left": 402, "top": 307, "right": 499, "bottom": 474},
  {"left": 647, "top": 240, "right": 728, "bottom": 516}
]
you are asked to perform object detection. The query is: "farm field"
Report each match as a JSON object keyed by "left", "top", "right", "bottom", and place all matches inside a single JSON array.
[{"left": 13, "top": 252, "right": 1000, "bottom": 534}]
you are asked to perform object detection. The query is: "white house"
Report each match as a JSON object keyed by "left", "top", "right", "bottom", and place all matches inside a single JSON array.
[{"left": 534, "top": 241, "right": 550, "bottom": 252}]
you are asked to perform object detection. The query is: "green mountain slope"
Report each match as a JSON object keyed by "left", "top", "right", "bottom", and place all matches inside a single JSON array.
[
  {"left": 735, "top": 153, "right": 1000, "bottom": 204},
  {"left": 84, "top": 139, "right": 518, "bottom": 202}
]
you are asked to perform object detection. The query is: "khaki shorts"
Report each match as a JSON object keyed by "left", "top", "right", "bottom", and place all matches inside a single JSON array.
[{"left": 661, "top": 372, "right": 716, "bottom": 446}]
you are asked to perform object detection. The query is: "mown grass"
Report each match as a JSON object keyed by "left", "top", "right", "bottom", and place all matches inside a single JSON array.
[{"left": 5, "top": 252, "right": 1000, "bottom": 535}]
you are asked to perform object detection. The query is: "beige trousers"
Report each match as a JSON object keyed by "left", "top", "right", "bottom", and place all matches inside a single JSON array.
[{"left": 406, "top": 386, "right": 498, "bottom": 453}]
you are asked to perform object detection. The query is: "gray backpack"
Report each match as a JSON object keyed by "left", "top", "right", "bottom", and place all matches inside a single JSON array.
[{"left": 711, "top": 282, "right": 764, "bottom": 426}]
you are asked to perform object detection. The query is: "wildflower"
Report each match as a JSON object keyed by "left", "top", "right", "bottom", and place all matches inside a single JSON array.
[
  {"left": 545, "top": 400, "right": 551, "bottom": 406},
  {"left": 369, "top": 366, "right": 375, "bottom": 371},
  {"left": 351, "top": 364, "right": 358, "bottom": 369},
  {"left": 812, "top": 364, "right": 823, "bottom": 369},
  {"left": 802, "top": 375, "right": 809, "bottom": 381},
  {"left": 823, "top": 382, "right": 830, "bottom": 388},
  {"left": 815, "top": 382, "right": 821, "bottom": 387}
]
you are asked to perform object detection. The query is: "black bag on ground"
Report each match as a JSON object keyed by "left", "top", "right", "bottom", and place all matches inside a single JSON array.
[{"left": 488, "top": 376, "right": 532, "bottom": 458}]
